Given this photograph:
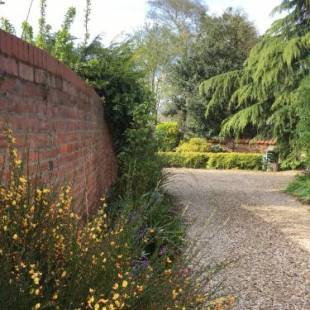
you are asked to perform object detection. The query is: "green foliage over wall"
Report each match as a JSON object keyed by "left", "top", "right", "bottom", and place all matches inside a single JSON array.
[
  {"left": 155, "top": 122, "right": 180, "bottom": 151},
  {"left": 159, "top": 151, "right": 262, "bottom": 170}
]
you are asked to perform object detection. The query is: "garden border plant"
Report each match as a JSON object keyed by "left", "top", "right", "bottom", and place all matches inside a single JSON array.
[{"left": 0, "top": 128, "right": 235, "bottom": 309}]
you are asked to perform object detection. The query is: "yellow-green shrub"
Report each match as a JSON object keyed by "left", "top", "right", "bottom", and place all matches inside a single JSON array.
[
  {"left": 155, "top": 122, "right": 180, "bottom": 151},
  {"left": 176, "top": 138, "right": 211, "bottom": 153},
  {"left": 159, "top": 151, "right": 263, "bottom": 170}
]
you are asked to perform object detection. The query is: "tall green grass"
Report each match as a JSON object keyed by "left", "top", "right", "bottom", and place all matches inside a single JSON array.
[{"left": 286, "top": 175, "right": 310, "bottom": 203}]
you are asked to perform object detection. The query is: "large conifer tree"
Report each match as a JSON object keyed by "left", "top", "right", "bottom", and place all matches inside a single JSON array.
[{"left": 200, "top": 0, "right": 310, "bottom": 155}]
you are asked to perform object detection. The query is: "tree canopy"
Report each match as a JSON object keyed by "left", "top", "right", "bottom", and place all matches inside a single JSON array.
[
  {"left": 200, "top": 0, "right": 310, "bottom": 156},
  {"left": 164, "top": 8, "right": 258, "bottom": 137}
]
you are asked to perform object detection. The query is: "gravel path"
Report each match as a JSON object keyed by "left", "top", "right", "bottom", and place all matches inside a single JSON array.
[{"left": 166, "top": 169, "right": 310, "bottom": 310}]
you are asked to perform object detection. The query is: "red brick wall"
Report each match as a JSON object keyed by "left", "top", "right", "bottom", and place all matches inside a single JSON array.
[
  {"left": 211, "top": 139, "right": 276, "bottom": 153},
  {"left": 0, "top": 30, "right": 117, "bottom": 216}
]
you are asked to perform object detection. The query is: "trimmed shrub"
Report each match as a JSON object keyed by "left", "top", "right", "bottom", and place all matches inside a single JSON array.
[
  {"left": 155, "top": 122, "right": 180, "bottom": 151},
  {"left": 159, "top": 152, "right": 209, "bottom": 168},
  {"left": 159, "top": 152, "right": 263, "bottom": 170},
  {"left": 176, "top": 138, "right": 211, "bottom": 153},
  {"left": 207, "top": 153, "right": 263, "bottom": 170}
]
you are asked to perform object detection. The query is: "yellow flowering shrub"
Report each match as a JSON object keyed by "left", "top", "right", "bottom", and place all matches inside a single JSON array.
[{"left": 0, "top": 129, "right": 233, "bottom": 309}]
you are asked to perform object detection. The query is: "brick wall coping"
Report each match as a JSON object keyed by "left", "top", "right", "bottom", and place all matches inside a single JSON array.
[
  {"left": 0, "top": 30, "right": 97, "bottom": 97},
  {"left": 210, "top": 139, "right": 277, "bottom": 146}
]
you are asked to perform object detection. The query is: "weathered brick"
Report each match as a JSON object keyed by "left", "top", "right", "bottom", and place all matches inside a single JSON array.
[
  {"left": 19, "top": 62, "right": 34, "bottom": 81},
  {"left": 34, "top": 68, "right": 47, "bottom": 84}
]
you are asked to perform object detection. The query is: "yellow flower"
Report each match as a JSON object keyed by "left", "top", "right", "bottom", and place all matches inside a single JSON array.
[
  {"left": 136, "top": 285, "right": 144, "bottom": 292},
  {"left": 34, "top": 303, "right": 41, "bottom": 310},
  {"left": 33, "top": 277, "right": 40, "bottom": 285},
  {"left": 112, "top": 293, "right": 119, "bottom": 300},
  {"left": 12, "top": 234, "right": 18, "bottom": 240},
  {"left": 35, "top": 289, "right": 40, "bottom": 296},
  {"left": 61, "top": 271, "right": 67, "bottom": 278},
  {"left": 19, "top": 177, "right": 27, "bottom": 183},
  {"left": 122, "top": 280, "right": 128, "bottom": 288},
  {"left": 172, "top": 289, "right": 178, "bottom": 300},
  {"left": 52, "top": 293, "right": 58, "bottom": 300},
  {"left": 112, "top": 283, "right": 119, "bottom": 290},
  {"left": 164, "top": 269, "right": 172, "bottom": 275},
  {"left": 110, "top": 241, "right": 116, "bottom": 247},
  {"left": 94, "top": 304, "right": 100, "bottom": 310}
]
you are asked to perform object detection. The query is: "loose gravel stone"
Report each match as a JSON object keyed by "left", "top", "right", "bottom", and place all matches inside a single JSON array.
[{"left": 166, "top": 169, "right": 310, "bottom": 310}]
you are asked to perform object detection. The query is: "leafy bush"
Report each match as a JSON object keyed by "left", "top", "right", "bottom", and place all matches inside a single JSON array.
[
  {"left": 286, "top": 175, "right": 310, "bottom": 203},
  {"left": 159, "top": 151, "right": 262, "bottom": 170},
  {"left": 159, "top": 152, "right": 209, "bottom": 168},
  {"left": 280, "top": 155, "right": 306, "bottom": 170},
  {"left": 0, "top": 130, "right": 230, "bottom": 309},
  {"left": 209, "top": 144, "right": 227, "bottom": 153},
  {"left": 176, "top": 138, "right": 211, "bottom": 153},
  {"left": 155, "top": 122, "right": 180, "bottom": 151},
  {"left": 296, "top": 76, "right": 310, "bottom": 166}
]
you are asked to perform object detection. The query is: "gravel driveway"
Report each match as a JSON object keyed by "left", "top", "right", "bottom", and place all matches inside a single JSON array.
[{"left": 166, "top": 169, "right": 310, "bottom": 310}]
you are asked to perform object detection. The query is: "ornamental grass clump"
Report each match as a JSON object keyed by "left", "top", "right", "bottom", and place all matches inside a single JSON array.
[{"left": 0, "top": 129, "right": 232, "bottom": 309}]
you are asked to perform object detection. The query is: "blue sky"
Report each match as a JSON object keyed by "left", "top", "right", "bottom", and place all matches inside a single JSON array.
[{"left": 1, "top": 0, "right": 281, "bottom": 43}]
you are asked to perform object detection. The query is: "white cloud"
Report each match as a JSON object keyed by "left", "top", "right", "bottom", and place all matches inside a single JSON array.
[{"left": 1, "top": 0, "right": 147, "bottom": 44}]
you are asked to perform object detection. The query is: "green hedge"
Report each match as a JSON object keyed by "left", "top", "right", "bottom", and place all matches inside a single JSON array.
[
  {"left": 207, "top": 153, "right": 263, "bottom": 170},
  {"left": 159, "top": 152, "right": 263, "bottom": 170},
  {"left": 159, "top": 152, "right": 209, "bottom": 168}
]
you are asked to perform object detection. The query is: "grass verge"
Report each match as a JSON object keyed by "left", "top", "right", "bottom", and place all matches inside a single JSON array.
[{"left": 286, "top": 174, "right": 310, "bottom": 203}]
